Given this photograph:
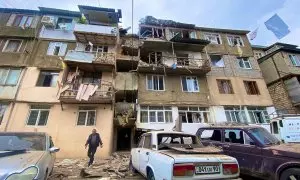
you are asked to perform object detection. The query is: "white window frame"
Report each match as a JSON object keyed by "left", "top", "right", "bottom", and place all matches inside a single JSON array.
[
  {"left": 36, "top": 71, "right": 59, "bottom": 87},
  {"left": 181, "top": 76, "right": 199, "bottom": 92},
  {"left": 146, "top": 75, "right": 165, "bottom": 91},
  {"left": 204, "top": 33, "right": 222, "bottom": 44},
  {"left": 0, "top": 68, "right": 21, "bottom": 86},
  {"left": 227, "top": 35, "right": 244, "bottom": 46},
  {"left": 178, "top": 107, "right": 210, "bottom": 123},
  {"left": 26, "top": 105, "right": 50, "bottom": 126},
  {"left": 77, "top": 108, "right": 96, "bottom": 126},
  {"left": 2, "top": 39, "right": 23, "bottom": 53},
  {"left": 47, "top": 42, "right": 67, "bottom": 56},
  {"left": 140, "top": 106, "right": 172, "bottom": 123},
  {"left": 210, "top": 54, "right": 225, "bottom": 67},
  {"left": 289, "top": 54, "right": 300, "bottom": 66},
  {"left": 238, "top": 57, "right": 252, "bottom": 69},
  {"left": 224, "top": 107, "right": 247, "bottom": 123},
  {"left": 247, "top": 107, "right": 270, "bottom": 124}
]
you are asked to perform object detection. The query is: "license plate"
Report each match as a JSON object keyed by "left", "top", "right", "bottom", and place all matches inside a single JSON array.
[{"left": 195, "top": 165, "right": 220, "bottom": 174}]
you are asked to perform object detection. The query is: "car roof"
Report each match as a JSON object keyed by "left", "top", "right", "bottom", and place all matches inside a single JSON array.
[{"left": 198, "top": 124, "right": 263, "bottom": 130}]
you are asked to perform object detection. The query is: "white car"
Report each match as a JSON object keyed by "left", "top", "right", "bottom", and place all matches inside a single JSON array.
[{"left": 130, "top": 131, "right": 240, "bottom": 180}]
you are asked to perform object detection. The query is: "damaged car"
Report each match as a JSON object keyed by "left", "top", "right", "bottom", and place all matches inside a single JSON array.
[
  {"left": 130, "top": 131, "right": 240, "bottom": 180},
  {"left": 0, "top": 132, "right": 59, "bottom": 180},
  {"left": 197, "top": 125, "right": 300, "bottom": 180}
]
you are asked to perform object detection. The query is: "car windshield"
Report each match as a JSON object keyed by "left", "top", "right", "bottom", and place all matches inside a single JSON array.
[
  {"left": 158, "top": 133, "right": 201, "bottom": 146},
  {"left": 0, "top": 133, "right": 46, "bottom": 151},
  {"left": 249, "top": 128, "right": 280, "bottom": 146}
]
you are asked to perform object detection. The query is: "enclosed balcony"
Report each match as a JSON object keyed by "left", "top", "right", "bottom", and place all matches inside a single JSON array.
[
  {"left": 0, "top": 25, "right": 36, "bottom": 38},
  {"left": 74, "top": 24, "right": 117, "bottom": 45}
]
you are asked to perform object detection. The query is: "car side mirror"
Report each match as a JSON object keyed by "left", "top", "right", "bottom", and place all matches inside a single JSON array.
[{"left": 49, "top": 147, "right": 60, "bottom": 153}]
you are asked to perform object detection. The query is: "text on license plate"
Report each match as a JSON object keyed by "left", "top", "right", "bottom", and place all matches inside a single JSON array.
[{"left": 196, "top": 165, "right": 220, "bottom": 174}]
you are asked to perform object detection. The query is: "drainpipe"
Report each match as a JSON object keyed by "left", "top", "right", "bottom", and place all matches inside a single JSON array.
[{"left": 4, "top": 68, "right": 27, "bottom": 131}]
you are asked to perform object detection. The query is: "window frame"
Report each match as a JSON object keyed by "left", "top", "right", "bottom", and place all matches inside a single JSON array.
[
  {"left": 244, "top": 81, "right": 260, "bottom": 95},
  {"left": 199, "top": 129, "right": 222, "bottom": 142},
  {"left": 289, "top": 54, "right": 300, "bottom": 66},
  {"left": 227, "top": 35, "right": 244, "bottom": 46},
  {"left": 26, "top": 105, "right": 50, "bottom": 126},
  {"left": 238, "top": 57, "right": 252, "bottom": 69},
  {"left": 76, "top": 107, "right": 97, "bottom": 126},
  {"left": 47, "top": 42, "right": 67, "bottom": 56},
  {"left": 2, "top": 39, "right": 23, "bottom": 53},
  {"left": 12, "top": 14, "right": 34, "bottom": 28},
  {"left": 140, "top": 106, "right": 173, "bottom": 123},
  {"left": 55, "top": 17, "right": 73, "bottom": 30},
  {"left": 0, "top": 103, "right": 8, "bottom": 125},
  {"left": 248, "top": 107, "right": 270, "bottom": 124},
  {"left": 224, "top": 107, "right": 247, "bottom": 123},
  {"left": 217, "top": 79, "right": 234, "bottom": 94},
  {"left": 210, "top": 54, "right": 225, "bottom": 67},
  {"left": 36, "top": 70, "right": 59, "bottom": 87},
  {"left": 204, "top": 33, "right": 222, "bottom": 44},
  {"left": 181, "top": 76, "right": 199, "bottom": 92},
  {"left": 0, "top": 68, "right": 22, "bottom": 86},
  {"left": 146, "top": 75, "right": 165, "bottom": 91},
  {"left": 178, "top": 106, "right": 210, "bottom": 123},
  {"left": 143, "top": 134, "right": 152, "bottom": 149}
]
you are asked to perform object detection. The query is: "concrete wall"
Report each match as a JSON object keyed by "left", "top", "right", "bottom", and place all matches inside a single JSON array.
[
  {"left": 115, "top": 72, "right": 138, "bottom": 91},
  {"left": 6, "top": 103, "right": 114, "bottom": 158},
  {"left": 138, "top": 74, "right": 209, "bottom": 105},
  {"left": 207, "top": 76, "right": 273, "bottom": 106}
]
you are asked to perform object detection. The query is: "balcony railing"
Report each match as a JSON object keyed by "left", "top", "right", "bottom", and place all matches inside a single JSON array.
[
  {"left": 59, "top": 81, "right": 113, "bottom": 103},
  {"left": 74, "top": 24, "right": 117, "bottom": 36},
  {"left": 64, "top": 50, "right": 115, "bottom": 65}
]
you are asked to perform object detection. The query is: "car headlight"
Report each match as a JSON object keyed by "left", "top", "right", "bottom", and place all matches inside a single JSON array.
[{"left": 6, "top": 166, "right": 39, "bottom": 180}]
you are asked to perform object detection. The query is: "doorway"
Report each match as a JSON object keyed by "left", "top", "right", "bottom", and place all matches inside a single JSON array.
[{"left": 117, "top": 128, "right": 131, "bottom": 151}]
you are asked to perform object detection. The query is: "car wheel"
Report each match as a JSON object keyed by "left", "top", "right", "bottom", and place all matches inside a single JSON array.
[
  {"left": 147, "top": 168, "right": 155, "bottom": 180},
  {"left": 280, "top": 168, "right": 300, "bottom": 180},
  {"left": 129, "top": 159, "right": 137, "bottom": 173}
]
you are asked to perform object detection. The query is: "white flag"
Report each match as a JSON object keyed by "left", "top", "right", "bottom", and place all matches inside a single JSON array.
[{"left": 249, "top": 28, "right": 258, "bottom": 40}]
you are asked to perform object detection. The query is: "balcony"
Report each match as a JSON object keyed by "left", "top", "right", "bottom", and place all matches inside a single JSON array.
[
  {"left": 59, "top": 81, "right": 113, "bottom": 104},
  {"left": 114, "top": 102, "right": 136, "bottom": 126},
  {"left": 138, "top": 55, "right": 211, "bottom": 75},
  {"left": 74, "top": 24, "right": 117, "bottom": 45},
  {"left": 0, "top": 25, "right": 36, "bottom": 38},
  {"left": 64, "top": 50, "right": 115, "bottom": 68}
]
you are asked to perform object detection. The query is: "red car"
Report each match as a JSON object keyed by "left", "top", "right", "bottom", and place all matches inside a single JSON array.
[{"left": 196, "top": 125, "right": 300, "bottom": 180}]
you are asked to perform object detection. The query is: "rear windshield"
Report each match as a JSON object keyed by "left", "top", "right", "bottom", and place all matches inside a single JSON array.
[
  {"left": 158, "top": 133, "right": 200, "bottom": 146},
  {"left": 0, "top": 133, "right": 46, "bottom": 151}
]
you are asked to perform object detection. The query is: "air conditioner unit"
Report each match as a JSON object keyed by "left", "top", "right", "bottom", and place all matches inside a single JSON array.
[{"left": 41, "top": 16, "right": 56, "bottom": 28}]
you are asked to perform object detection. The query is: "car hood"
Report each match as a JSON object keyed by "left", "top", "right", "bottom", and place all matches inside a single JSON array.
[
  {"left": 0, "top": 151, "right": 44, "bottom": 179},
  {"left": 264, "top": 143, "right": 300, "bottom": 159}
]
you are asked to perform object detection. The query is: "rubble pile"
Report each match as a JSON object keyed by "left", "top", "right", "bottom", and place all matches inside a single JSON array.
[{"left": 49, "top": 152, "right": 137, "bottom": 180}]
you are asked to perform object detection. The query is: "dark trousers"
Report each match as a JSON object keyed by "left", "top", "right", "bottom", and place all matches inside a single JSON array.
[{"left": 87, "top": 146, "right": 97, "bottom": 166}]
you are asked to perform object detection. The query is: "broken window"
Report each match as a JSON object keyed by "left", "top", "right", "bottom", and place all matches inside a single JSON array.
[
  {"left": 176, "top": 53, "right": 189, "bottom": 66},
  {"left": 199, "top": 129, "right": 222, "bottom": 142},
  {"left": 12, "top": 15, "right": 34, "bottom": 28},
  {"left": 3, "top": 39, "right": 22, "bottom": 52},
  {"left": 210, "top": 55, "right": 224, "bottom": 67},
  {"left": 224, "top": 106, "right": 247, "bottom": 123},
  {"left": 147, "top": 75, "right": 164, "bottom": 91},
  {"left": 181, "top": 76, "right": 199, "bottom": 92},
  {"left": 140, "top": 106, "right": 172, "bottom": 123},
  {"left": 178, "top": 107, "right": 210, "bottom": 123},
  {"left": 227, "top": 35, "right": 244, "bottom": 46},
  {"left": 139, "top": 26, "right": 165, "bottom": 38},
  {"left": 238, "top": 57, "right": 251, "bottom": 69},
  {"left": 0, "top": 68, "right": 21, "bottom": 86},
  {"left": 148, "top": 52, "right": 162, "bottom": 64},
  {"left": 217, "top": 79, "right": 234, "bottom": 94},
  {"left": 289, "top": 54, "right": 300, "bottom": 66},
  {"left": 77, "top": 107, "right": 96, "bottom": 126},
  {"left": 47, "top": 42, "right": 67, "bottom": 56},
  {"left": 56, "top": 17, "right": 73, "bottom": 30},
  {"left": 170, "top": 29, "right": 182, "bottom": 39},
  {"left": 204, "top": 33, "right": 222, "bottom": 44},
  {"left": 27, "top": 105, "right": 50, "bottom": 126},
  {"left": 248, "top": 107, "right": 270, "bottom": 123},
  {"left": 0, "top": 103, "right": 8, "bottom": 125},
  {"left": 36, "top": 71, "right": 59, "bottom": 87},
  {"left": 244, "top": 81, "right": 260, "bottom": 95}
]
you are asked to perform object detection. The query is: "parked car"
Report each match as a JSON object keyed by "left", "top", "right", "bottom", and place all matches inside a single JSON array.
[
  {"left": 0, "top": 132, "right": 59, "bottom": 180},
  {"left": 196, "top": 125, "right": 300, "bottom": 180},
  {"left": 130, "top": 131, "right": 241, "bottom": 180}
]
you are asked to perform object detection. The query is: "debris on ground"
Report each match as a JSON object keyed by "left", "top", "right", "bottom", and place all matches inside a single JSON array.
[{"left": 48, "top": 152, "right": 140, "bottom": 180}]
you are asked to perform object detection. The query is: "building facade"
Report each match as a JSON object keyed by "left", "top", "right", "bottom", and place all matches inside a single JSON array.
[{"left": 255, "top": 43, "right": 300, "bottom": 114}]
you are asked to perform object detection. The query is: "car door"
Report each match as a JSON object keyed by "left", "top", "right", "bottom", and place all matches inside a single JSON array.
[
  {"left": 139, "top": 134, "right": 152, "bottom": 176},
  {"left": 132, "top": 135, "right": 144, "bottom": 170},
  {"left": 198, "top": 128, "right": 223, "bottom": 148},
  {"left": 222, "top": 129, "right": 262, "bottom": 176}
]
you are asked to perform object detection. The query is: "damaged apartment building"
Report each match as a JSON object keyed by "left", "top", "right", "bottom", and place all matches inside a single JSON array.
[{"left": 0, "top": 6, "right": 276, "bottom": 158}]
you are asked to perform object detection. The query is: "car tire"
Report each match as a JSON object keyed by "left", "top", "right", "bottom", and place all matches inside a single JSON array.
[
  {"left": 147, "top": 168, "right": 155, "bottom": 180},
  {"left": 280, "top": 168, "right": 300, "bottom": 180},
  {"left": 129, "top": 159, "right": 137, "bottom": 173}
]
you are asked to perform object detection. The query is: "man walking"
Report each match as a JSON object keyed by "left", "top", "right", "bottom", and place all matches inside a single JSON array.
[{"left": 85, "top": 129, "right": 103, "bottom": 167}]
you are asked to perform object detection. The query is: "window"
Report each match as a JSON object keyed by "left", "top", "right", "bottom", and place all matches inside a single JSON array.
[
  {"left": 36, "top": 71, "right": 59, "bottom": 87},
  {"left": 225, "top": 129, "right": 244, "bottom": 144},
  {"left": 0, "top": 68, "right": 21, "bottom": 85},
  {"left": 199, "top": 129, "right": 222, "bottom": 142},
  {"left": 138, "top": 136, "right": 145, "bottom": 148},
  {"left": 210, "top": 55, "right": 225, "bottom": 67},
  {"left": 146, "top": 75, "right": 164, "bottom": 91},
  {"left": 224, "top": 107, "right": 247, "bottom": 123},
  {"left": 248, "top": 107, "right": 270, "bottom": 124},
  {"left": 47, "top": 42, "right": 67, "bottom": 56},
  {"left": 272, "top": 122, "right": 279, "bottom": 134},
  {"left": 3, "top": 40, "right": 22, "bottom": 52},
  {"left": 56, "top": 17, "right": 73, "bottom": 30},
  {"left": 249, "top": 128, "right": 280, "bottom": 145},
  {"left": 238, "top": 58, "right": 252, "bottom": 69},
  {"left": 0, "top": 103, "right": 8, "bottom": 125},
  {"left": 27, "top": 105, "right": 50, "bottom": 126},
  {"left": 181, "top": 76, "right": 199, "bottom": 92},
  {"left": 157, "top": 134, "right": 198, "bottom": 148},
  {"left": 289, "top": 54, "right": 300, "bottom": 66},
  {"left": 244, "top": 81, "right": 260, "bottom": 95},
  {"left": 140, "top": 106, "right": 172, "bottom": 123},
  {"left": 178, "top": 107, "right": 210, "bottom": 123},
  {"left": 12, "top": 15, "right": 33, "bottom": 28},
  {"left": 77, "top": 107, "right": 96, "bottom": 126},
  {"left": 244, "top": 133, "right": 255, "bottom": 145},
  {"left": 85, "top": 45, "right": 108, "bottom": 54},
  {"left": 254, "top": 52, "right": 263, "bottom": 59},
  {"left": 217, "top": 79, "right": 234, "bottom": 94},
  {"left": 204, "top": 33, "right": 222, "bottom": 44},
  {"left": 176, "top": 53, "right": 189, "bottom": 66},
  {"left": 49, "top": 136, "right": 54, "bottom": 148},
  {"left": 227, "top": 35, "right": 244, "bottom": 46},
  {"left": 143, "top": 135, "right": 152, "bottom": 149}
]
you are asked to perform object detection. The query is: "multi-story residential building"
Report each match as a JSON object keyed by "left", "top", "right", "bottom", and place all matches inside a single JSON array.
[{"left": 255, "top": 43, "right": 300, "bottom": 114}]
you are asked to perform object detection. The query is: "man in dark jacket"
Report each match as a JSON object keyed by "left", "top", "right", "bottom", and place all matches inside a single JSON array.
[{"left": 85, "top": 129, "right": 103, "bottom": 166}]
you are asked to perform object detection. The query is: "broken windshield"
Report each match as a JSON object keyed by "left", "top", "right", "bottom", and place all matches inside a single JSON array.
[
  {"left": 158, "top": 133, "right": 201, "bottom": 150},
  {"left": 249, "top": 128, "right": 280, "bottom": 146},
  {"left": 0, "top": 133, "right": 46, "bottom": 151}
]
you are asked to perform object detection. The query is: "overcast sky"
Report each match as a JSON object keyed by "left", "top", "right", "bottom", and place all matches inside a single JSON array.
[{"left": 1, "top": 0, "right": 300, "bottom": 47}]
